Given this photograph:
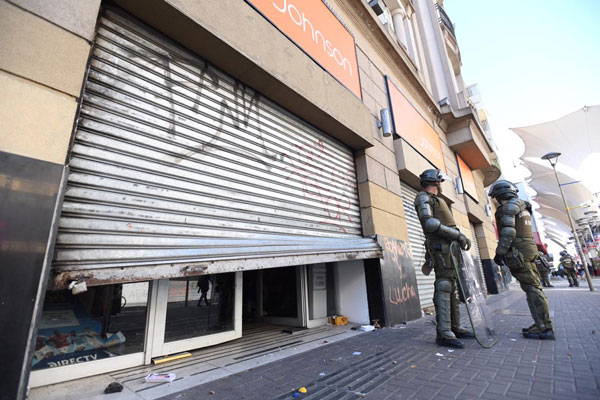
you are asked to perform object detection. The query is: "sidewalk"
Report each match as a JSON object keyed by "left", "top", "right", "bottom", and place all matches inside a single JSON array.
[{"left": 159, "top": 277, "right": 600, "bottom": 400}]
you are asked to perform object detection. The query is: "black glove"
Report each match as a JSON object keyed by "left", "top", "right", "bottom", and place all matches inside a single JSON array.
[
  {"left": 458, "top": 234, "right": 471, "bottom": 251},
  {"left": 494, "top": 254, "right": 505, "bottom": 266}
]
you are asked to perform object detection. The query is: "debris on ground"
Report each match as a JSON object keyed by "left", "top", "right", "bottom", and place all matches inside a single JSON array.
[
  {"left": 435, "top": 353, "right": 444, "bottom": 357},
  {"left": 319, "top": 372, "right": 326, "bottom": 376},
  {"left": 145, "top": 372, "right": 176, "bottom": 383},
  {"left": 293, "top": 387, "right": 308, "bottom": 397},
  {"left": 360, "top": 325, "right": 375, "bottom": 332},
  {"left": 209, "top": 390, "right": 216, "bottom": 395},
  {"left": 104, "top": 382, "right": 123, "bottom": 394},
  {"left": 352, "top": 351, "right": 362, "bottom": 355}
]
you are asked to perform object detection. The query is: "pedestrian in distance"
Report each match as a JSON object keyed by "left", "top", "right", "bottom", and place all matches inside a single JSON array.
[
  {"left": 558, "top": 251, "right": 579, "bottom": 287},
  {"left": 414, "top": 169, "right": 474, "bottom": 349},
  {"left": 488, "top": 180, "right": 554, "bottom": 340},
  {"left": 197, "top": 275, "right": 211, "bottom": 306}
]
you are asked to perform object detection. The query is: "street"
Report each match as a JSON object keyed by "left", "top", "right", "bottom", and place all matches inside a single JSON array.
[{"left": 159, "top": 278, "right": 600, "bottom": 400}]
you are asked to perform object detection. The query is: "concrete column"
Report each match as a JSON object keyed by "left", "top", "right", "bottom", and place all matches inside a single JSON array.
[
  {"left": 404, "top": 11, "right": 420, "bottom": 69},
  {"left": 409, "top": 11, "right": 432, "bottom": 92},
  {"left": 412, "top": 0, "right": 450, "bottom": 103},
  {"left": 391, "top": 8, "right": 408, "bottom": 49}
]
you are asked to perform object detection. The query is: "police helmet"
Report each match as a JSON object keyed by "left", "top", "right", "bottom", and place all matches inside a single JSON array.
[
  {"left": 560, "top": 250, "right": 568, "bottom": 256},
  {"left": 419, "top": 169, "right": 444, "bottom": 188},
  {"left": 488, "top": 180, "right": 518, "bottom": 200}
]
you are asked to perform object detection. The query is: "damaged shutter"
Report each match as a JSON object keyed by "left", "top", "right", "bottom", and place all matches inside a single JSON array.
[
  {"left": 401, "top": 183, "right": 434, "bottom": 310},
  {"left": 51, "top": 8, "right": 379, "bottom": 288}
]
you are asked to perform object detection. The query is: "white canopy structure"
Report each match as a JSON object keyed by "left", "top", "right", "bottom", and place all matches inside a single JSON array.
[
  {"left": 511, "top": 106, "right": 600, "bottom": 249},
  {"left": 513, "top": 105, "right": 600, "bottom": 174}
]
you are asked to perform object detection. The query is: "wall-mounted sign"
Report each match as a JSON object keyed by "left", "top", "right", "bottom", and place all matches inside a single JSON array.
[
  {"left": 385, "top": 77, "right": 446, "bottom": 172},
  {"left": 456, "top": 153, "right": 478, "bottom": 201},
  {"left": 246, "top": 0, "right": 361, "bottom": 99}
]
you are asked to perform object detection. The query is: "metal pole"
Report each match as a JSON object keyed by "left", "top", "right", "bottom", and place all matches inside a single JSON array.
[{"left": 551, "top": 164, "right": 595, "bottom": 291}]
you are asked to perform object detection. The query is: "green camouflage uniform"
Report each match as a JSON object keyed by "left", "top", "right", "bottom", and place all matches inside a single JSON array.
[
  {"left": 535, "top": 252, "right": 552, "bottom": 287},
  {"left": 415, "top": 191, "right": 468, "bottom": 342},
  {"left": 495, "top": 198, "right": 553, "bottom": 333},
  {"left": 559, "top": 254, "right": 579, "bottom": 287}
]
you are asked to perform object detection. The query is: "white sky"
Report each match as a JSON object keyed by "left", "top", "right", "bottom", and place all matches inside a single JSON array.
[{"left": 444, "top": 0, "right": 600, "bottom": 258}]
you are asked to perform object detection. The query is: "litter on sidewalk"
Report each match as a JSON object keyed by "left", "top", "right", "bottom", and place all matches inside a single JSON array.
[
  {"left": 145, "top": 373, "right": 176, "bottom": 383},
  {"left": 104, "top": 382, "right": 123, "bottom": 394},
  {"left": 352, "top": 351, "right": 362, "bottom": 355}
]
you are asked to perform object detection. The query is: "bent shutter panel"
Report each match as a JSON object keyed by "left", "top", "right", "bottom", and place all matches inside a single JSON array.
[
  {"left": 51, "top": 8, "right": 379, "bottom": 288},
  {"left": 401, "top": 184, "right": 434, "bottom": 310}
]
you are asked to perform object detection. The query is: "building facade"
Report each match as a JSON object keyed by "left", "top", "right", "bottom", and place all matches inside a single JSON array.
[{"left": 0, "top": 0, "right": 500, "bottom": 397}]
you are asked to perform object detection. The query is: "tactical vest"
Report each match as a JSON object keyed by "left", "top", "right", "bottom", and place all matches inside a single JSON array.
[
  {"left": 560, "top": 255, "right": 575, "bottom": 269},
  {"left": 432, "top": 194, "right": 456, "bottom": 227},
  {"left": 515, "top": 206, "right": 533, "bottom": 239},
  {"left": 496, "top": 198, "right": 533, "bottom": 240},
  {"left": 420, "top": 192, "right": 456, "bottom": 244}
]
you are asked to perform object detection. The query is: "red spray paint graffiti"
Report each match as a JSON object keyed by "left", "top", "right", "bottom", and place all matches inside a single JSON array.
[{"left": 281, "top": 139, "right": 354, "bottom": 233}]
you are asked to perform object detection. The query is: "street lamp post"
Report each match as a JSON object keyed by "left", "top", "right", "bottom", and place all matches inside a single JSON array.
[{"left": 542, "top": 152, "right": 595, "bottom": 291}]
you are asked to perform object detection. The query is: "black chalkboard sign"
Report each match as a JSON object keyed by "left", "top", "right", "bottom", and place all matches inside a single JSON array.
[{"left": 377, "top": 235, "right": 422, "bottom": 325}]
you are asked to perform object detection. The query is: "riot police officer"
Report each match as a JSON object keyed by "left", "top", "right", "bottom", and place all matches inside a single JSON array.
[
  {"left": 489, "top": 180, "right": 554, "bottom": 340},
  {"left": 414, "top": 169, "right": 473, "bottom": 348},
  {"left": 559, "top": 250, "right": 579, "bottom": 287},
  {"left": 535, "top": 251, "right": 553, "bottom": 288}
]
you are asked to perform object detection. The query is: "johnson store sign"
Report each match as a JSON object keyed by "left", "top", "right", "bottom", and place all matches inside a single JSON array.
[{"left": 246, "top": 0, "right": 362, "bottom": 99}]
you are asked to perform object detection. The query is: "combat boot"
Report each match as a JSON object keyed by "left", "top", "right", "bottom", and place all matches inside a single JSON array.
[
  {"left": 540, "top": 329, "right": 555, "bottom": 340},
  {"left": 436, "top": 333, "right": 464, "bottom": 348},
  {"left": 522, "top": 325, "right": 543, "bottom": 339},
  {"left": 453, "top": 327, "right": 475, "bottom": 339},
  {"left": 522, "top": 323, "right": 536, "bottom": 333}
]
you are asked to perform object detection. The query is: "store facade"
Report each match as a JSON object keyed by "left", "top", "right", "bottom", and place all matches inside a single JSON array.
[
  {"left": 1, "top": 1, "right": 500, "bottom": 397},
  {"left": 28, "top": 6, "right": 383, "bottom": 387}
]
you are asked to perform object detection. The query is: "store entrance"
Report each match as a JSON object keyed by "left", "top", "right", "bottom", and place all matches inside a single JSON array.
[{"left": 243, "top": 266, "right": 305, "bottom": 328}]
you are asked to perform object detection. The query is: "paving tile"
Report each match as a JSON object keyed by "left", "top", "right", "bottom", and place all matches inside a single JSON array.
[{"left": 154, "top": 280, "right": 600, "bottom": 400}]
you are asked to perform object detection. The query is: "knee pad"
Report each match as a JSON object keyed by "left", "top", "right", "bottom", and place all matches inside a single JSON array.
[{"left": 435, "top": 279, "right": 453, "bottom": 293}]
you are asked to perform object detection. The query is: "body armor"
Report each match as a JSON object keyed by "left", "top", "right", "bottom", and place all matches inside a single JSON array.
[
  {"left": 494, "top": 198, "right": 533, "bottom": 255},
  {"left": 415, "top": 191, "right": 461, "bottom": 243},
  {"left": 560, "top": 255, "right": 575, "bottom": 269},
  {"left": 559, "top": 254, "right": 579, "bottom": 286},
  {"left": 535, "top": 252, "right": 552, "bottom": 287},
  {"left": 493, "top": 194, "right": 553, "bottom": 336},
  {"left": 414, "top": 190, "right": 471, "bottom": 346}
]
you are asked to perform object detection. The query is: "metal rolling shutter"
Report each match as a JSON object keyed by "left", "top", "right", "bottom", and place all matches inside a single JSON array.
[
  {"left": 401, "top": 184, "right": 434, "bottom": 310},
  {"left": 51, "top": 8, "right": 380, "bottom": 288},
  {"left": 469, "top": 222, "right": 488, "bottom": 295}
]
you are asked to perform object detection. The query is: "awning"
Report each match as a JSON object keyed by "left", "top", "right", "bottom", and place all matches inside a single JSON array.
[
  {"left": 512, "top": 105, "right": 600, "bottom": 176},
  {"left": 511, "top": 107, "right": 600, "bottom": 245}
]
